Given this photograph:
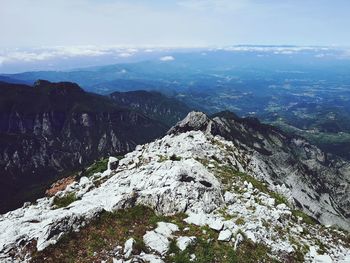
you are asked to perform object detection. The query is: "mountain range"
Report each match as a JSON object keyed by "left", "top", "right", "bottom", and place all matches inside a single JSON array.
[
  {"left": 2, "top": 50, "right": 350, "bottom": 162},
  {"left": 0, "top": 80, "right": 190, "bottom": 213},
  {"left": 0, "top": 75, "right": 350, "bottom": 262}
]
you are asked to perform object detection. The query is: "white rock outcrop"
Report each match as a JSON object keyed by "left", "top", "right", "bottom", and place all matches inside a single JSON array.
[
  {"left": 123, "top": 238, "right": 134, "bottom": 258},
  {"left": 143, "top": 222, "right": 179, "bottom": 255},
  {"left": 176, "top": 236, "right": 196, "bottom": 251},
  {"left": 218, "top": 229, "right": 232, "bottom": 242}
]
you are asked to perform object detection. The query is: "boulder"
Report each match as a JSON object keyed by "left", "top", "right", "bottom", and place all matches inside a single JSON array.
[{"left": 218, "top": 230, "right": 232, "bottom": 242}]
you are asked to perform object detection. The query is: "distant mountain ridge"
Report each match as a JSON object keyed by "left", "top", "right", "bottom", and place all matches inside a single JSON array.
[
  {"left": 0, "top": 80, "right": 168, "bottom": 213},
  {"left": 110, "top": 90, "right": 191, "bottom": 126}
]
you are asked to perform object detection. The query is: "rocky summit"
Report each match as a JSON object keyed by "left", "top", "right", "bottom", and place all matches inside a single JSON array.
[{"left": 0, "top": 112, "right": 349, "bottom": 262}]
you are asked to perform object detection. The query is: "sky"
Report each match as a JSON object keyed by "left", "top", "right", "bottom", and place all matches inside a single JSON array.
[{"left": 1, "top": 0, "right": 350, "bottom": 48}]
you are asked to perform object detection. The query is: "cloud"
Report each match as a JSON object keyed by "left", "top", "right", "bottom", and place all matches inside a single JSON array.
[
  {"left": 57, "top": 46, "right": 108, "bottom": 57},
  {"left": 223, "top": 46, "right": 330, "bottom": 54},
  {"left": 0, "top": 51, "right": 55, "bottom": 63},
  {"left": 0, "top": 46, "right": 114, "bottom": 64},
  {"left": 160, "top": 56, "right": 175, "bottom": 61},
  {"left": 118, "top": 52, "right": 133, "bottom": 58}
]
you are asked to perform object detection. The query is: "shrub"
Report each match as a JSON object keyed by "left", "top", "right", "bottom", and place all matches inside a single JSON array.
[
  {"left": 235, "top": 218, "right": 245, "bottom": 225},
  {"left": 170, "top": 154, "right": 182, "bottom": 161}
]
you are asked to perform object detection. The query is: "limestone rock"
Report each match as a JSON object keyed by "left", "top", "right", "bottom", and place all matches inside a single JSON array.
[
  {"left": 123, "top": 238, "right": 134, "bottom": 258},
  {"left": 218, "top": 230, "right": 232, "bottom": 242},
  {"left": 176, "top": 236, "right": 196, "bottom": 251}
]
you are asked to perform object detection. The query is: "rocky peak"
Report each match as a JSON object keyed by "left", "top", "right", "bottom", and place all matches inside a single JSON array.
[{"left": 167, "top": 111, "right": 212, "bottom": 135}]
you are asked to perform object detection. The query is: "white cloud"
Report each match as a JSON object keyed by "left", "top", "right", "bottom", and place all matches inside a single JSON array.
[
  {"left": 0, "top": 46, "right": 116, "bottom": 64},
  {"left": 56, "top": 46, "right": 108, "bottom": 57},
  {"left": 160, "top": 56, "right": 175, "bottom": 61},
  {"left": 118, "top": 52, "right": 133, "bottom": 58},
  {"left": 0, "top": 51, "right": 54, "bottom": 63},
  {"left": 223, "top": 46, "right": 329, "bottom": 54}
]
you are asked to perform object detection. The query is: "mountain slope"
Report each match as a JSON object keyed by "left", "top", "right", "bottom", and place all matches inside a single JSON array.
[
  {"left": 110, "top": 90, "right": 191, "bottom": 126},
  {"left": 0, "top": 80, "right": 167, "bottom": 213},
  {"left": 0, "top": 113, "right": 349, "bottom": 262},
  {"left": 169, "top": 111, "right": 350, "bottom": 230}
]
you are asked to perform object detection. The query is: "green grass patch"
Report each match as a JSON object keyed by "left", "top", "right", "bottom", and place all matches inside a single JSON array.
[
  {"left": 157, "top": 154, "right": 182, "bottom": 163},
  {"left": 32, "top": 206, "right": 158, "bottom": 262},
  {"left": 314, "top": 239, "right": 329, "bottom": 255},
  {"left": 33, "top": 204, "right": 300, "bottom": 263},
  {"left": 167, "top": 235, "right": 238, "bottom": 263},
  {"left": 52, "top": 193, "right": 78, "bottom": 209},
  {"left": 270, "top": 192, "right": 289, "bottom": 206},
  {"left": 235, "top": 240, "right": 279, "bottom": 263},
  {"left": 292, "top": 210, "right": 317, "bottom": 225},
  {"left": 235, "top": 218, "right": 245, "bottom": 225},
  {"left": 167, "top": 235, "right": 279, "bottom": 263},
  {"left": 81, "top": 158, "right": 109, "bottom": 178}
]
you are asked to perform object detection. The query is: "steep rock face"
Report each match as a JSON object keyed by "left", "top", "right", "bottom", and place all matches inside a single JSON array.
[
  {"left": 0, "top": 80, "right": 167, "bottom": 213},
  {"left": 0, "top": 130, "right": 349, "bottom": 262},
  {"left": 169, "top": 111, "right": 350, "bottom": 230},
  {"left": 110, "top": 90, "right": 191, "bottom": 127}
]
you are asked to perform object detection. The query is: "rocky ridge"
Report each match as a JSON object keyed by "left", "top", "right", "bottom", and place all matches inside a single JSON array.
[
  {"left": 0, "top": 112, "right": 349, "bottom": 262},
  {"left": 169, "top": 111, "right": 350, "bottom": 230}
]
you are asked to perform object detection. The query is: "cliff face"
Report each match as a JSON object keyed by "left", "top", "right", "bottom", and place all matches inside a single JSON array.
[{"left": 0, "top": 80, "right": 167, "bottom": 212}]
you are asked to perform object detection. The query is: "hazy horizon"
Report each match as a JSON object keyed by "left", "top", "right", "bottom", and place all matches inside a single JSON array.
[
  {"left": 1, "top": 0, "right": 350, "bottom": 48},
  {"left": 1, "top": 0, "right": 350, "bottom": 73},
  {"left": 1, "top": 45, "right": 350, "bottom": 74}
]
